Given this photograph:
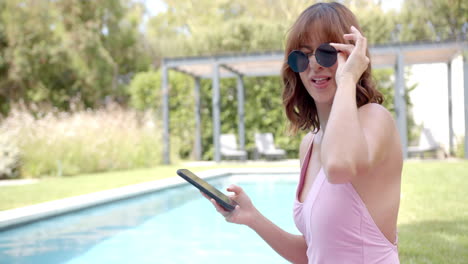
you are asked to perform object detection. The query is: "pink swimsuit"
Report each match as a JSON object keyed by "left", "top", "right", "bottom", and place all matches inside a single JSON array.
[{"left": 293, "top": 136, "right": 399, "bottom": 263}]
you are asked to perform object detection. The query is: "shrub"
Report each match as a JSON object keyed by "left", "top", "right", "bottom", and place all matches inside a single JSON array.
[
  {"left": 455, "top": 136, "right": 465, "bottom": 158},
  {"left": 0, "top": 105, "right": 172, "bottom": 178},
  {"left": 0, "top": 138, "right": 21, "bottom": 179},
  {"left": 128, "top": 71, "right": 161, "bottom": 111},
  {"left": 127, "top": 70, "right": 195, "bottom": 159}
]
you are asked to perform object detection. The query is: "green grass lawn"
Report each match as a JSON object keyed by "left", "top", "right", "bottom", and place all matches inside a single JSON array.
[
  {"left": 398, "top": 161, "right": 468, "bottom": 263},
  {"left": 1, "top": 160, "right": 467, "bottom": 263},
  {"left": 0, "top": 162, "right": 297, "bottom": 211}
]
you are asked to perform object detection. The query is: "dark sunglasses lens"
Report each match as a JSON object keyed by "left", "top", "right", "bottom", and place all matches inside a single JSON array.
[
  {"left": 288, "top": 50, "right": 309, "bottom": 73},
  {"left": 316, "top": 43, "right": 337, "bottom": 68}
]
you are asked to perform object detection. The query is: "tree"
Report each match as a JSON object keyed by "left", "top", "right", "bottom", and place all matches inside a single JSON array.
[
  {"left": 144, "top": 0, "right": 317, "bottom": 159},
  {"left": 145, "top": 0, "right": 312, "bottom": 58},
  {"left": 398, "top": 0, "right": 468, "bottom": 42},
  {"left": 0, "top": 1, "right": 11, "bottom": 115},
  {"left": 1, "top": 0, "right": 73, "bottom": 111},
  {"left": 143, "top": 0, "right": 424, "bottom": 160},
  {"left": 0, "top": 0, "right": 150, "bottom": 113},
  {"left": 54, "top": 0, "right": 147, "bottom": 107}
]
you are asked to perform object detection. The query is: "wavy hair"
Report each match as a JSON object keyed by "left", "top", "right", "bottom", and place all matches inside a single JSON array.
[{"left": 282, "top": 2, "right": 383, "bottom": 134}]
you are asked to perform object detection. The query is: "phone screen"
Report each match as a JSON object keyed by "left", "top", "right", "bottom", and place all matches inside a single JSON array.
[{"left": 177, "top": 169, "right": 236, "bottom": 211}]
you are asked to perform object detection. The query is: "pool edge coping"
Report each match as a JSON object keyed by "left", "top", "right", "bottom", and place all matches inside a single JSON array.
[{"left": 0, "top": 167, "right": 299, "bottom": 231}]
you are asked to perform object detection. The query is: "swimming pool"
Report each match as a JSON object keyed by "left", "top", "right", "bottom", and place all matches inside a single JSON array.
[{"left": 0, "top": 173, "right": 300, "bottom": 264}]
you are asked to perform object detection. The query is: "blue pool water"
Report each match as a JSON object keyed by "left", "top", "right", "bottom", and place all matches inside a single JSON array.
[{"left": 0, "top": 174, "right": 300, "bottom": 264}]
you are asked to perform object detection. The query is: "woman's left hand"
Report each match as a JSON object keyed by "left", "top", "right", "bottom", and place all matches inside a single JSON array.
[{"left": 330, "top": 26, "right": 369, "bottom": 87}]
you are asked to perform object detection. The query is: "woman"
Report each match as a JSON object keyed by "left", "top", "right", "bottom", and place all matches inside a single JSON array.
[{"left": 205, "top": 2, "right": 402, "bottom": 263}]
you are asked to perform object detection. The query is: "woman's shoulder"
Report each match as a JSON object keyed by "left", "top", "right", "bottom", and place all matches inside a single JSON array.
[
  {"left": 358, "top": 103, "right": 396, "bottom": 128},
  {"left": 359, "top": 102, "right": 391, "bottom": 115},
  {"left": 300, "top": 131, "right": 314, "bottom": 152},
  {"left": 358, "top": 103, "right": 402, "bottom": 162}
]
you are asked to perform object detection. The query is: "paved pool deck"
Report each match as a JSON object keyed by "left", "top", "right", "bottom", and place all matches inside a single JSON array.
[{"left": 0, "top": 163, "right": 300, "bottom": 231}]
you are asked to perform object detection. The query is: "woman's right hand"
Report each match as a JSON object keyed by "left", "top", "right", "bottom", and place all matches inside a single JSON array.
[{"left": 202, "top": 184, "right": 258, "bottom": 227}]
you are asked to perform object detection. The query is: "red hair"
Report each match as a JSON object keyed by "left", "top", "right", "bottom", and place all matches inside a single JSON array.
[{"left": 282, "top": 2, "right": 383, "bottom": 134}]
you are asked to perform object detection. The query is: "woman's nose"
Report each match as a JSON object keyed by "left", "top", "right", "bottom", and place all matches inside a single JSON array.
[{"left": 308, "top": 55, "right": 323, "bottom": 71}]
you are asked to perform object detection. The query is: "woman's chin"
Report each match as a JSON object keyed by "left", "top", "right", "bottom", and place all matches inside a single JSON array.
[
  {"left": 314, "top": 98, "right": 334, "bottom": 107},
  {"left": 309, "top": 92, "right": 335, "bottom": 106}
]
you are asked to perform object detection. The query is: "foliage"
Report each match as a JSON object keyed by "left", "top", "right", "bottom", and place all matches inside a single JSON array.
[
  {"left": 145, "top": 0, "right": 425, "bottom": 160},
  {"left": 0, "top": 138, "right": 21, "bottom": 179},
  {"left": 1, "top": 0, "right": 464, "bottom": 169},
  {"left": 455, "top": 136, "right": 465, "bottom": 158},
  {"left": 145, "top": 0, "right": 310, "bottom": 58},
  {"left": 0, "top": 105, "right": 166, "bottom": 178},
  {"left": 346, "top": 0, "right": 399, "bottom": 44},
  {"left": 167, "top": 71, "right": 196, "bottom": 158},
  {"left": 198, "top": 76, "right": 304, "bottom": 160},
  {"left": 0, "top": 0, "right": 150, "bottom": 114},
  {"left": 128, "top": 71, "right": 161, "bottom": 111},
  {"left": 242, "top": 77, "right": 301, "bottom": 156},
  {"left": 127, "top": 69, "right": 195, "bottom": 159},
  {"left": 398, "top": 0, "right": 468, "bottom": 42}
]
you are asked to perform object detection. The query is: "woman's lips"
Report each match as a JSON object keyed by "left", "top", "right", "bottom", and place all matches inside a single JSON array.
[{"left": 311, "top": 76, "right": 331, "bottom": 89}]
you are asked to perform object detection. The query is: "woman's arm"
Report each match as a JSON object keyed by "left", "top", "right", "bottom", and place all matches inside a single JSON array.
[
  {"left": 206, "top": 185, "right": 308, "bottom": 264},
  {"left": 245, "top": 133, "right": 311, "bottom": 263},
  {"left": 324, "top": 26, "right": 394, "bottom": 184},
  {"left": 248, "top": 208, "right": 308, "bottom": 264},
  {"left": 203, "top": 133, "right": 312, "bottom": 263}
]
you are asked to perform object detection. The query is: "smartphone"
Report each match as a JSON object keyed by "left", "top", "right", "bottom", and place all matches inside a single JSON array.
[{"left": 176, "top": 169, "right": 237, "bottom": 211}]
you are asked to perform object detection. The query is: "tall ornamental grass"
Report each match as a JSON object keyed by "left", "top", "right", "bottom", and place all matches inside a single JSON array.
[{"left": 0, "top": 105, "right": 172, "bottom": 178}]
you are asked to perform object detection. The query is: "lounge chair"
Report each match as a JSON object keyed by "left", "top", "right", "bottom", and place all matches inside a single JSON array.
[
  {"left": 408, "top": 128, "right": 445, "bottom": 158},
  {"left": 254, "top": 133, "right": 286, "bottom": 160},
  {"left": 220, "top": 134, "right": 247, "bottom": 160}
]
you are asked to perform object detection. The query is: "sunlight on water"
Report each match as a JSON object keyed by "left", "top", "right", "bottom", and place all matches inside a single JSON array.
[{"left": 0, "top": 174, "right": 299, "bottom": 264}]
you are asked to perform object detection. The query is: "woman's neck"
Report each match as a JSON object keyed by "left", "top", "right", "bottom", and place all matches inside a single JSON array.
[{"left": 316, "top": 102, "right": 332, "bottom": 133}]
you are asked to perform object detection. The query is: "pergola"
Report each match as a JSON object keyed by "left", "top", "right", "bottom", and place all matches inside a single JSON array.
[{"left": 160, "top": 39, "right": 468, "bottom": 164}]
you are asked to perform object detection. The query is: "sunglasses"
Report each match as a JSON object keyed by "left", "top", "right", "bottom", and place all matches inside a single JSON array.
[{"left": 288, "top": 43, "right": 338, "bottom": 72}]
